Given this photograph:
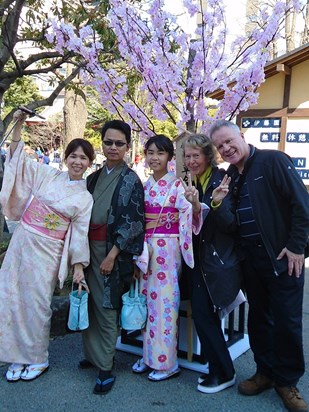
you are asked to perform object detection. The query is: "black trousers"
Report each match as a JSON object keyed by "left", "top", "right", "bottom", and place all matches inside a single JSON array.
[
  {"left": 190, "top": 270, "right": 235, "bottom": 379},
  {"left": 241, "top": 243, "right": 305, "bottom": 386}
]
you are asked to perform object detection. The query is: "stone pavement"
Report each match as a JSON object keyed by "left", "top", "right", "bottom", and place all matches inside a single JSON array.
[
  {"left": 1, "top": 220, "right": 308, "bottom": 411},
  {"left": 0, "top": 261, "right": 308, "bottom": 412}
]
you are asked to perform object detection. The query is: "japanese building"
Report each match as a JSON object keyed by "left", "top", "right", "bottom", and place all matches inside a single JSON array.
[{"left": 212, "top": 43, "right": 309, "bottom": 187}]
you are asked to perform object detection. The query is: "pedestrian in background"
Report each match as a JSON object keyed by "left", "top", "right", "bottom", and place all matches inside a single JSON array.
[{"left": 43, "top": 150, "right": 50, "bottom": 165}]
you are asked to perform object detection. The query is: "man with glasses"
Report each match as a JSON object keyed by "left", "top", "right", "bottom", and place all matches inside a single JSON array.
[{"left": 80, "top": 120, "right": 145, "bottom": 395}]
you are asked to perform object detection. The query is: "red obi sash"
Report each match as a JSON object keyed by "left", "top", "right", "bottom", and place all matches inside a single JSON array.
[
  {"left": 22, "top": 197, "right": 70, "bottom": 240},
  {"left": 145, "top": 206, "right": 179, "bottom": 235},
  {"left": 88, "top": 223, "right": 107, "bottom": 241}
]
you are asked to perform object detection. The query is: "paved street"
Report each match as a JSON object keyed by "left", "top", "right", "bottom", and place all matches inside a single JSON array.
[{"left": 1, "top": 221, "right": 308, "bottom": 411}]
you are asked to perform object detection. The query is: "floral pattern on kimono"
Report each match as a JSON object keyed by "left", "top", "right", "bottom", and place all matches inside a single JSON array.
[
  {"left": 0, "top": 141, "right": 93, "bottom": 364},
  {"left": 139, "top": 172, "right": 207, "bottom": 371}
]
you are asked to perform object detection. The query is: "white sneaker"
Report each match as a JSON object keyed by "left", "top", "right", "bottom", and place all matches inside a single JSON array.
[
  {"left": 148, "top": 365, "right": 180, "bottom": 381},
  {"left": 6, "top": 363, "right": 25, "bottom": 382},
  {"left": 132, "top": 358, "right": 150, "bottom": 373},
  {"left": 20, "top": 361, "right": 49, "bottom": 381}
]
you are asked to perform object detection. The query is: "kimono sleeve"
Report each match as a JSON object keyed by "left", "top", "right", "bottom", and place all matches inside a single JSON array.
[
  {"left": 111, "top": 171, "right": 145, "bottom": 255},
  {"left": 174, "top": 180, "right": 208, "bottom": 268},
  {"left": 69, "top": 192, "right": 93, "bottom": 267},
  {"left": 0, "top": 141, "right": 56, "bottom": 220}
]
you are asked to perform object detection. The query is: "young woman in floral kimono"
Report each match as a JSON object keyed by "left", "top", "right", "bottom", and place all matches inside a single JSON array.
[
  {"left": 130, "top": 135, "right": 204, "bottom": 381},
  {"left": 0, "top": 110, "right": 95, "bottom": 382}
]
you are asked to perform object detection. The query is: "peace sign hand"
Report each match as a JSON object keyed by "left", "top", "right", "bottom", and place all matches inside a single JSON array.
[
  {"left": 212, "top": 174, "right": 231, "bottom": 204},
  {"left": 180, "top": 173, "right": 200, "bottom": 214}
]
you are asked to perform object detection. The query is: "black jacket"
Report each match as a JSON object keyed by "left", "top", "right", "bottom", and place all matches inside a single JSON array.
[
  {"left": 228, "top": 147, "right": 309, "bottom": 275},
  {"left": 87, "top": 164, "right": 145, "bottom": 308},
  {"left": 182, "top": 167, "right": 242, "bottom": 310}
]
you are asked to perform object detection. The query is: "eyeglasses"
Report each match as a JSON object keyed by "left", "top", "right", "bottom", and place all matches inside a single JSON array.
[{"left": 103, "top": 140, "right": 127, "bottom": 147}]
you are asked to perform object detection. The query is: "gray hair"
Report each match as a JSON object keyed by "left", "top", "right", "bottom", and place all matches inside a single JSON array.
[
  {"left": 182, "top": 133, "right": 218, "bottom": 167},
  {"left": 209, "top": 120, "right": 240, "bottom": 139}
]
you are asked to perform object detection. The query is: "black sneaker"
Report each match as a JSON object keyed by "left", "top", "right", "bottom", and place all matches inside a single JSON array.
[
  {"left": 198, "top": 373, "right": 209, "bottom": 384},
  {"left": 197, "top": 374, "right": 236, "bottom": 394}
]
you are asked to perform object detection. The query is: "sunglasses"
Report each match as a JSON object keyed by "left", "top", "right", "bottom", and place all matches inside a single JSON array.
[{"left": 103, "top": 140, "right": 127, "bottom": 147}]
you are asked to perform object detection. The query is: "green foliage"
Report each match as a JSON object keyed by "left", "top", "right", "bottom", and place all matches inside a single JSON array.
[
  {"left": 3, "top": 61, "right": 43, "bottom": 117},
  {"left": 84, "top": 86, "right": 111, "bottom": 149},
  {"left": 151, "top": 118, "right": 178, "bottom": 140},
  {"left": 150, "top": 101, "right": 179, "bottom": 139},
  {"left": 0, "top": 239, "right": 10, "bottom": 255}
]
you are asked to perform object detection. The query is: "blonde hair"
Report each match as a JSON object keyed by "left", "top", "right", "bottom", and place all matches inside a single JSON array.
[{"left": 182, "top": 133, "right": 218, "bottom": 167}]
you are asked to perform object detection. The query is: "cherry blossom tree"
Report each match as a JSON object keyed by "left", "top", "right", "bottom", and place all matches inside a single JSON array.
[
  {"left": 0, "top": 0, "right": 114, "bottom": 140},
  {"left": 46, "top": 0, "right": 305, "bottom": 137}
]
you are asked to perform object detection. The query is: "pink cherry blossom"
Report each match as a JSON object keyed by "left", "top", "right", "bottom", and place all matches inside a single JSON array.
[{"left": 48, "top": 0, "right": 302, "bottom": 138}]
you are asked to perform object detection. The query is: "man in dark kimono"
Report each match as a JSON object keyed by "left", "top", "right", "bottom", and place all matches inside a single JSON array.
[{"left": 80, "top": 120, "right": 145, "bottom": 395}]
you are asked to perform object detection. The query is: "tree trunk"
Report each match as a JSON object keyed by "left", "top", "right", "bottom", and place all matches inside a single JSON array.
[
  {"left": 301, "top": 2, "right": 309, "bottom": 44},
  {"left": 185, "top": 46, "right": 197, "bottom": 133},
  {"left": 285, "top": 1, "right": 296, "bottom": 52},
  {"left": 63, "top": 64, "right": 87, "bottom": 146}
]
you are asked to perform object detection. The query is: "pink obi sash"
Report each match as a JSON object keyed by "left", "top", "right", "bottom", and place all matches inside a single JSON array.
[
  {"left": 22, "top": 197, "right": 70, "bottom": 240},
  {"left": 145, "top": 206, "right": 179, "bottom": 235}
]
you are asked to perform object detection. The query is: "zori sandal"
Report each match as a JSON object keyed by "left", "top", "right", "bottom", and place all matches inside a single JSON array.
[
  {"left": 20, "top": 361, "right": 49, "bottom": 381},
  {"left": 6, "top": 363, "right": 26, "bottom": 382},
  {"left": 93, "top": 375, "right": 116, "bottom": 395},
  {"left": 132, "top": 358, "right": 150, "bottom": 374},
  {"left": 148, "top": 365, "right": 180, "bottom": 381}
]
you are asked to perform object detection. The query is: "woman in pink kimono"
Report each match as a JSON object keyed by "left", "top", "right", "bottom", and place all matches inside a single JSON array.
[
  {"left": 131, "top": 134, "right": 208, "bottom": 381},
  {"left": 0, "top": 110, "right": 95, "bottom": 382}
]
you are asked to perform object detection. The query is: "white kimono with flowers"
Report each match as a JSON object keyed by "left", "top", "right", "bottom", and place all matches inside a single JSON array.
[
  {"left": 136, "top": 172, "right": 208, "bottom": 371},
  {"left": 0, "top": 141, "right": 93, "bottom": 364}
]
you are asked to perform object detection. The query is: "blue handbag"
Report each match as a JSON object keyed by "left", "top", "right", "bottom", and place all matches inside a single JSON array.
[
  {"left": 67, "top": 288, "right": 89, "bottom": 331},
  {"left": 120, "top": 279, "right": 147, "bottom": 331}
]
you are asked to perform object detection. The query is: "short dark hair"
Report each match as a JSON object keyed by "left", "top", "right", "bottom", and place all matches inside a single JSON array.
[
  {"left": 64, "top": 138, "right": 95, "bottom": 162},
  {"left": 182, "top": 133, "right": 217, "bottom": 167},
  {"left": 101, "top": 120, "right": 131, "bottom": 144},
  {"left": 144, "top": 134, "right": 174, "bottom": 160}
]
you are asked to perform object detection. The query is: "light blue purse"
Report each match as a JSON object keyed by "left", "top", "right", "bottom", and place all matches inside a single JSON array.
[
  {"left": 67, "top": 287, "right": 89, "bottom": 331},
  {"left": 120, "top": 279, "right": 147, "bottom": 331}
]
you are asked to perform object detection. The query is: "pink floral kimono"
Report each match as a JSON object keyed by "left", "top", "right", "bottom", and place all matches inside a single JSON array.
[
  {"left": 0, "top": 141, "right": 93, "bottom": 364},
  {"left": 136, "top": 172, "right": 208, "bottom": 371}
]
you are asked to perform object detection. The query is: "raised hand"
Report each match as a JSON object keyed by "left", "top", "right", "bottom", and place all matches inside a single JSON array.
[
  {"left": 212, "top": 174, "right": 231, "bottom": 204},
  {"left": 13, "top": 109, "right": 28, "bottom": 124},
  {"left": 180, "top": 173, "right": 199, "bottom": 204},
  {"left": 9, "top": 109, "right": 28, "bottom": 156},
  {"left": 180, "top": 173, "right": 201, "bottom": 215}
]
